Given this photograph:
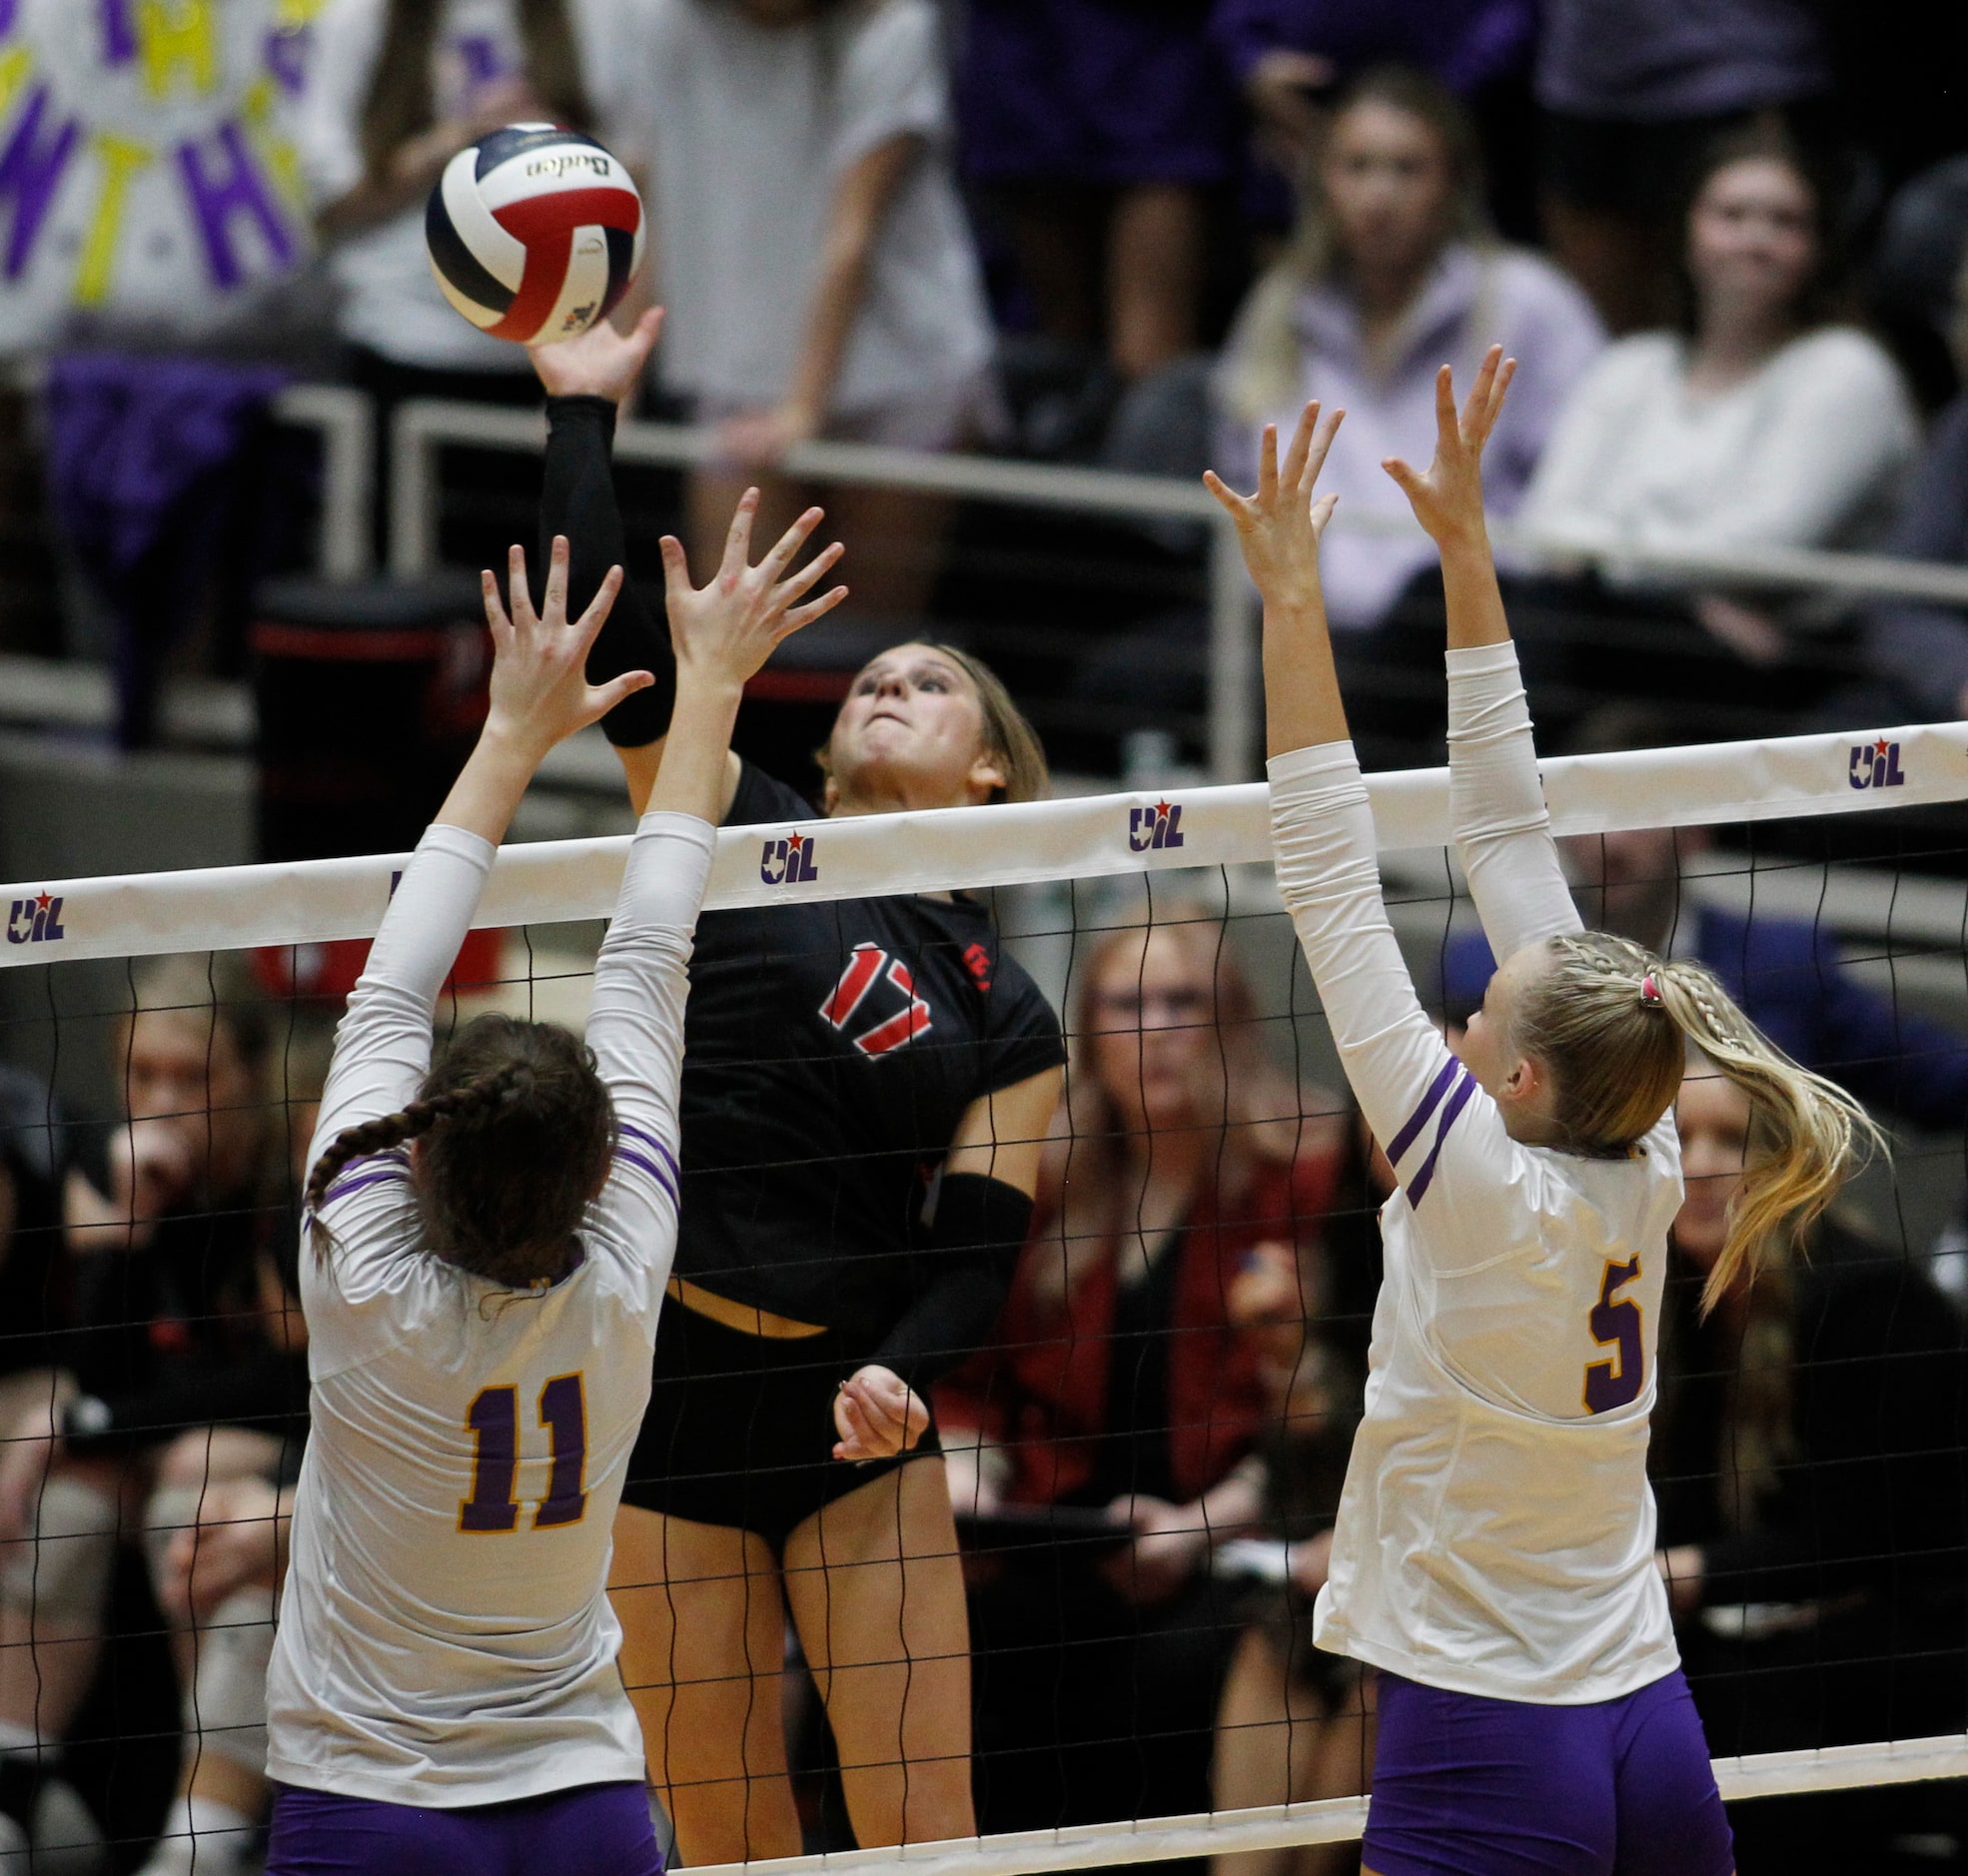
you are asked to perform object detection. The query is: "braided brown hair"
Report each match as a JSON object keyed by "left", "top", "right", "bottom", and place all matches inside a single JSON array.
[{"left": 307, "top": 1014, "right": 615, "bottom": 1291}]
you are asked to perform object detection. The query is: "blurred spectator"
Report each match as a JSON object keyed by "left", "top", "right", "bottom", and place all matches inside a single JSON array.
[
  {"left": 1213, "top": 66, "right": 1600, "bottom": 759},
  {"left": 1208, "top": 0, "right": 1534, "bottom": 237},
  {"left": 1867, "top": 154, "right": 1968, "bottom": 412},
  {"left": 938, "top": 912, "right": 1348, "bottom": 1838},
  {"left": 1439, "top": 706, "right": 1968, "bottom": 1136},
  {"left": 1534, "top": 0, "right": 1832, "bottom": 334},
  {"left": 634, "top": 0, "right": 991, "bottom": 623},
  {"left": 1862, "top": 238, "right": 1968, "bottom": 723},
  {"left": 1517, "top": 122, "right": 1918, "bottom": 724},
  {"left": 957, "top": 0, "right": 1231, "bottom": 380},
  {"left": 0, "top": 955, "right": 308, "bottom": 1873},
  {"left": 129, "top": 1016, "right": 328, "bottom": 1876},
  {"left": 1209, "top": 1119, "right": 1381, "bottom": 1876},
  {"left": 1653, "top": 1066, "right": 1968, "bottom": 1865},
  {"left": 296, "top": 0, "right": 650, "bottom": 550}
]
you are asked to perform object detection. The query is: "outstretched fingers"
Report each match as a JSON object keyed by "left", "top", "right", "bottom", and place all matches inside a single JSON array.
[
  {"left": 718, "top": 487, "right": 761, "bottom": 583},
  {"left": 783, "top": 583, "right": 850, "bottom": 632},
  {"left": 586, "top": 668, "right": 655, "bottom": 719},
  {"left": 758, "top": 505, "right": 825, "bottom": 584},
  {"left": 539, "top": 534, "right": 571, "bottom": 626},
  {"left": 1279, "top": 400, "right": 1321, "bottom": 492},
  {"left": 569, "top": 562, "right": 625, "bottom": 652},
  {"left": 771, "top": 536, "right": 844, "bottom": 607},
  {"left": 503, "top": 543, "right": 538, "bottom": 629},
  {"left": 480, "top": 567, "right": 514, "bottom": 652},
  {"left": 1201, "top": 468, "right": 1253, "bottom": 524},
  {"left": 1295, "top": 403, "right": 1345, "bottom": 500}
]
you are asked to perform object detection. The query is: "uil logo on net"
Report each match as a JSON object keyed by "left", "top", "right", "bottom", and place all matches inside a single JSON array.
[
  {"left": 1848, "top": 738, "right": 1907, "bottom": 791},
  {"left": 760, "top": 830, "right": 820, "bottom": 885},
  {"left": 1128, "top": 800, "right": 1186, "bottom": 853},
  {"left": 6, "top": 892, "right": 66, "bottom": 945}
]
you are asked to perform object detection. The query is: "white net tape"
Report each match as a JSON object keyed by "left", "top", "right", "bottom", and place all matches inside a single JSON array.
[{"left": 2, "top": 721, "right": 1962, "bottom": 965}]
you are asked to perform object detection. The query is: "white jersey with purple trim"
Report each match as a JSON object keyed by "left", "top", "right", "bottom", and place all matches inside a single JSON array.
[
  {"left": 266, "top": 810, "right": 712, "bottom": 1807},
  {"left": 1269, "top": 643, "right": 1681, "bottom": 1705}
]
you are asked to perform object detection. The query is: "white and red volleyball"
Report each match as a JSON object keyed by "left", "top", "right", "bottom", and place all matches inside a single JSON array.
[{"left": 426, "top": 124, "right": 644, "bottom": 346}]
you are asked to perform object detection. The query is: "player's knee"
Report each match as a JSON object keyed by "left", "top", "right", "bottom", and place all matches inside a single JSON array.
[{"left": 0, "top": 1474, "right": 118, "bottom": 1625}]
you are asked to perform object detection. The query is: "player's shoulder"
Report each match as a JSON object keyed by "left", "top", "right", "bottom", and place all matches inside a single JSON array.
[{"left": 724, "top": 758, "right": 819, "bottom": 830}]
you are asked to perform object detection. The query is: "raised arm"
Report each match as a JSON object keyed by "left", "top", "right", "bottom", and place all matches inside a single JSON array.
[
  {"left": 309, "top": 540, "right": 646, "bottom": 1166},
  {"left": 1384, "top": 352, "right": 1579, "bottom": 963},
  {"left": 528, "top": 315, "right": 840, "bottom": 819},
  {"left": 583, "top": 482, "right": 850, "bottom": 1274},
  {"left": 1206, "top": 410, "right": 1493, "bottom": 1189}
]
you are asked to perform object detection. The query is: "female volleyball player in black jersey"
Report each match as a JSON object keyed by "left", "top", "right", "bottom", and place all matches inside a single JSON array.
[{"left": 528, "top": 315, "right": 1066, "bottom": 1864}]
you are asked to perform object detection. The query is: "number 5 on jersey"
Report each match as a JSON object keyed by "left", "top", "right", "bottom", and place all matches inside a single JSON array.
[
  {"left": 1583, "top": 1257, "right": 1643, "bottom": 1413},
  {"left": 461, "top": 1375, "right": 587, "bottom": 1532}
]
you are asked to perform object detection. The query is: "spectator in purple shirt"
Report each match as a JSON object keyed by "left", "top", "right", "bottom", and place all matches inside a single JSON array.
[
  {"left": 1213, "top": 66, "right": 1601, "bottom": 763},
  {"left": 955, "top": 0, "right": 1233, "bottom": 380},
  {"left": 1535, "top": 0, "right": 1833, "bottom": 333}
]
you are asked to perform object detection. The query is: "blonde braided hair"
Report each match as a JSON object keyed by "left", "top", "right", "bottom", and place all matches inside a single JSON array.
[{"left": 1512, "top": 931, "right": 1883, "bottom": 1314}]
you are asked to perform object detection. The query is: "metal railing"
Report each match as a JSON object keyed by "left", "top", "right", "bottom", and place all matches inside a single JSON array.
[
  {"left": 272, "top": 383, "right": 374, "bottom": 581},
  {"left": 386, "top": 396, "right": 1968, "bottom": 782}
]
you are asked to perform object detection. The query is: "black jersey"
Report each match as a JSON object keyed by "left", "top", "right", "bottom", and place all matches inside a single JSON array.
[{"left": 675, "top": 762, "right": 1064, "bottom": 1350}]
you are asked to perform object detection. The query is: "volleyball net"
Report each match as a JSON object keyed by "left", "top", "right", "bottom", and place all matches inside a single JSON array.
[{"left": 3, "top": 718, "right": 1968, "bottom": 1870}]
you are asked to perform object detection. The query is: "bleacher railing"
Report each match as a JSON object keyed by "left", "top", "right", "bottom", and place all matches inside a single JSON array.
[{"left": 382, "top": 396, "right": 1968, "bottom": 784}]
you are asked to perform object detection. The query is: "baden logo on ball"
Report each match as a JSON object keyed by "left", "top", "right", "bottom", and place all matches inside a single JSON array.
[{"left": 426, "top": 123, "right": 644, "bottom": 346}]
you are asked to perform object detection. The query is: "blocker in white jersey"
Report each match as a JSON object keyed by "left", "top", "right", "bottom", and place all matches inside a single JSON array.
[
  {"left": 260, "top": 507, "right": 847, "bottom": 1874},
  {"left": 1210, "top": 353, "right": 1870, "bottom": 1876},
  {"left": 264, "top": 810, "right": 708, "bottom": 1806}
]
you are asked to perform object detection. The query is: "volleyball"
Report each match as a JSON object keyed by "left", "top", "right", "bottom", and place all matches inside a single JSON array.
[{"left": 425, "top": 124, "right": 644, "bottom": 347}]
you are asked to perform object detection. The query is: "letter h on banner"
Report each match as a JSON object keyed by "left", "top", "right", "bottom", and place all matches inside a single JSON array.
[{"left": 177, "top": 120, "right": 294, "bottom": 288}]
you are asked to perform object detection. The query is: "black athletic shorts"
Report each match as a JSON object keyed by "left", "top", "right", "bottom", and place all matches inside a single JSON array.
[{"left": 621, "top": 1300, "right": 941, "bottom": 1552}]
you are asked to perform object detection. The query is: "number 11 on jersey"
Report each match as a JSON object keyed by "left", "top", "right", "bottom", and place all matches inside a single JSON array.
[{"left": 460, "top": 1374, "right": 589, "bottom": 1531}]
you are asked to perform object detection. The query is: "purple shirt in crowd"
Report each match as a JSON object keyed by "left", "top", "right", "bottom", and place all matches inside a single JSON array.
[
  {"left": 1214, "top": 243, "right": 1604, "bottom": 629},
  {"left": 1534, "top": 0, "right": 1829, "bottom": 122},
  {"left": 1209, "top": 0, "right": 1533, "bottom": 96}
]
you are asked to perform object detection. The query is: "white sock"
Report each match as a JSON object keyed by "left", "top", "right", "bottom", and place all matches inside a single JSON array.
[{"left": 136, "top": 1794, "right": 257, "bottom": 1876}]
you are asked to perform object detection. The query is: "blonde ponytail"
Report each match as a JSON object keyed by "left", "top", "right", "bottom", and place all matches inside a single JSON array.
[
  {"left": 1649, "top": 959, "right": 1885, "bottom": 1314},
  {"left": 1511, "top": 933, "right": 1883, "bottom": 1315}
]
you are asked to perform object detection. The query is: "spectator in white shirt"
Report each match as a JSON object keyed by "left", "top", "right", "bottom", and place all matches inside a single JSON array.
[
  {"left": 634, "top": 0, "right": 995, "bottom": 623},
  {"left": 1517, "top": 120, "right": 1919, "bottom": 725},
  {"left": 296, "top": 0, "right": 649, "bottom": 547}
]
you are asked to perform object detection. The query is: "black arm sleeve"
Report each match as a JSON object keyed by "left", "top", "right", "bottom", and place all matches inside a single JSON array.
[
  {"left": 874, "top": 1173, "right": 1034, "bottom": 1394},
  {"left": 538, "top": 395, "right": 674, "bottom": 748}
]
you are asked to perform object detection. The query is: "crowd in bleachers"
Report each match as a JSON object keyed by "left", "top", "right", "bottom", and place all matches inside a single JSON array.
[
  {"left": 3, "top": 0, "right": 1968, "bottom": 766},
  {"left": 7, "top": 3, "right": 1968, "bottom": 1873}
]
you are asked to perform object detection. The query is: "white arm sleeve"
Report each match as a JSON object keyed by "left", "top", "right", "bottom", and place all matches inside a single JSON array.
[
  {"left": 1447, "top": 642, "right": 1580, "bottom": 964},
  {"left": 581, "top": 810, "right": 716, "bottom": 1287},
  {"left": 1270, "top": 743, "right": 1530, "bottom": 1262},
  {"left": 309, "top": 823, "right": 495, "bottom": 1172}
]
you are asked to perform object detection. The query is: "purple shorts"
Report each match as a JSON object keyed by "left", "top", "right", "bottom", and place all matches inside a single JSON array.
[
  {"left": 266, "top": 1780, "right": 661, "bottom": 1876},
  {"left": 956, "top": 0, "right": 1232, "bottom": 186},
  {"left": 1365, "top": 1669, "right": 1734, "bottom": 1876}
]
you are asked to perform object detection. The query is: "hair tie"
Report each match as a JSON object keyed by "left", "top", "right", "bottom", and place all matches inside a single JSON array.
[{"left": 1639, "top": 972, "right": 1664, "bottom": 1009}]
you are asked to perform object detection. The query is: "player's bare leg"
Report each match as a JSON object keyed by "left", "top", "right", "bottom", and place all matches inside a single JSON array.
[
  {"left": 609, "top": 1501, "right": 802, "bottom": 1863},
  {"left": 1213, "top": 1626, "right": 1372, "bottom": 1876},
  {"left": 782, "top": 1454, "right": 974, "bottom": 1848}
]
